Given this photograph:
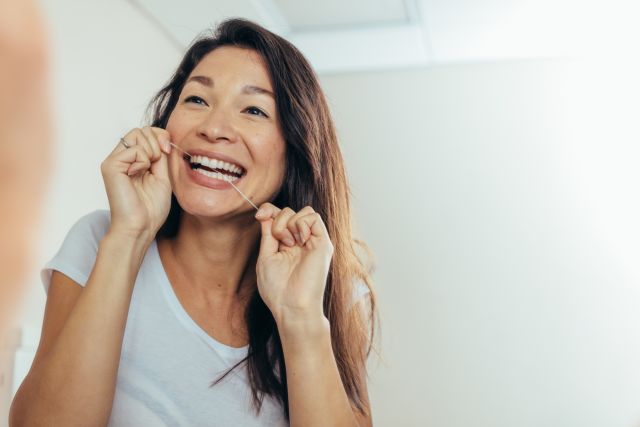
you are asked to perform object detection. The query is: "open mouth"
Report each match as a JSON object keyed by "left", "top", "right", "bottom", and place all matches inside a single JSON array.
[{"left": 184, "top": 154, "right": 246, "bottom": 183}]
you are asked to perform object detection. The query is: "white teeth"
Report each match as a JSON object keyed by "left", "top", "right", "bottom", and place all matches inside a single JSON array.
[
  {"left": 194, "top": 167, "right": 239, "bottom": 182},
  {"left": 190, "top": 155, "right": 244, "bottom": 175}
]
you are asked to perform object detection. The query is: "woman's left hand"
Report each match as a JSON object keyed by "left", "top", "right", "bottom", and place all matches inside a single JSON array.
[{"left": 254, "top": 203, "right": 334, "bottom": 328}]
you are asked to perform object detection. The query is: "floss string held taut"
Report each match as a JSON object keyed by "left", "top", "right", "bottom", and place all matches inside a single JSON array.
[{"left": 170, "top": 142, "right": 259, "bottom": 211}]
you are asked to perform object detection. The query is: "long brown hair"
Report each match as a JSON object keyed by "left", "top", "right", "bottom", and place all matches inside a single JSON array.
[{"left": 147, "top": 18, "right": 377, "bottom": 419}]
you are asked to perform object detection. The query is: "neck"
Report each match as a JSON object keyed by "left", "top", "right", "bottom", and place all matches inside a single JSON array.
[{"left": 161, "top": 211, "right": 261, "bottom": 301}]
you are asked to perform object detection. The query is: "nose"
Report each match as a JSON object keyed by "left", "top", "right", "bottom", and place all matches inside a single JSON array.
[{"left": 196, "top": 106, "right": 238, "bottom": 143}]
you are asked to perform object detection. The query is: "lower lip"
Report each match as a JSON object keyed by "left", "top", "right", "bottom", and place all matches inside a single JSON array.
[{"left": 184, "top": 158, "right": 244, "bottom": 190}]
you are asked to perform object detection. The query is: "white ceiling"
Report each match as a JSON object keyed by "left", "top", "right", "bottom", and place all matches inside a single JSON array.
[
  {"left": 128, "top": 0, "right": 626, "bottom": 74},
  {"left": 272, "top": 0, "right": 409, "bottom": 30}
]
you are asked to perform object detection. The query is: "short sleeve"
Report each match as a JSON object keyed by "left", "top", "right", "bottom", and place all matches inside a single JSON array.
[
  {"left": 351, "top": 279, "right": 375, "bottom": 356},
  {"left": 40, "top": 210, "right": 111, "bottom": 294},
  {"left": 351, "top": 279, "right": 371, "bottom": 308}
]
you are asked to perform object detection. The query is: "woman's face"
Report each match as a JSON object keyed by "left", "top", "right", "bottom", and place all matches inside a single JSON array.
[{"left": 166, "top": 46, "right": 286, "bottom": 219}]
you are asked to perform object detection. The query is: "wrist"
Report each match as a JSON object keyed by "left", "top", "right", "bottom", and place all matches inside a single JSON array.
[
  {"left": 106, "top": 226, "right": 154, "bottom": 247},
  {"left": 101, "top": 230, "right": 152, "bottom": 262},
  {"left": 276, "top": 309, "right": 330, "bottom": 343}
]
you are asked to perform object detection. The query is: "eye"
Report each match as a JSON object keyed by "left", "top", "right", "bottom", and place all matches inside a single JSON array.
[
  {"left": 184, "top": 95, "right": 207, "bottom": 106},
  {"left": 244, "top": 106, "right": 268, "bottom": 118}
]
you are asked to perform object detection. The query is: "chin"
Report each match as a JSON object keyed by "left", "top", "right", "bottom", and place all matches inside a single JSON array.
[{"left": 174, "top": 187, "right": 259, "bottom": 222}]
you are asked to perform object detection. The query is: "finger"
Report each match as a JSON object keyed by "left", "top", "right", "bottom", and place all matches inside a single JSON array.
[
  {"left": 272, "top": 207, "right": 297, "bottom": 247},
  {"left": 255, "top": 202, "right": 280, "bottom": 221},
  {"left": 141, "top": 126, "right": 162, "bottom": 161},
  {"left": 112, "top": 130, "right": 138, "bottom": 155},
  {"left": 128, "top": 162, "right": 151, "bottom": 176},
  {"left": 298, "top": 220, "right": 312, "bottom": 245},
  {"left": 104, "top": 140, "right": 147, "bottom": 176},
  {"left": 258, "top": 217, "right": 278, "bottom": 258},
  {"left": 297, "top": 212, "right": 332, "bottom": 250},
  {"left": 150, "top": 143, "right": 169, "bottom": 179},
  {"left": 287, "top": 205, "right": 315, "bottom": 245},
  {"left": 255, "top": 203, "right": 282, "bottom": 258},
  {"left": 135, "top": 128, "right": 155, "bottom": 160},
  {"left": 150, "top": 127, "right": 172, "bottom": 154},
  {"left": 126, "top": 145, "right": 152, "bottom": 176},
  {"left": 117, "top": 128, "right": 153, "bottom": 160}
]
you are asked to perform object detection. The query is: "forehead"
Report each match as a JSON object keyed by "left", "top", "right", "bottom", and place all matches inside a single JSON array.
[{"left": 191, "top": 46, "right": 272, "bottom": 89}]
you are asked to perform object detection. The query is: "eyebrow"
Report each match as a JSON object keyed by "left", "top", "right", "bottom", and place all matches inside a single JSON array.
[{"left": 186, "top": 75, "right": 274, "bottom": 99}]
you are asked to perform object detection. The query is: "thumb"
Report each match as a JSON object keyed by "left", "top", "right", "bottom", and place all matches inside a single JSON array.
[
  {"left": 258, "top": 218, "right": 279, "bottom": 258},
  {"left": 150, "top": 150, "right": 169, "bottom": 181}
]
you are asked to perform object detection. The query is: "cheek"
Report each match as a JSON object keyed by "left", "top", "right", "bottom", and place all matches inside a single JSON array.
[
  {"left": 263, "top": 139, "right": 287, "bottom": 186},
  {"left": 257, "top": 140, "right": 285, "bottom": 174},
  {"left": 255, "top": 130, "right": 286, "bottom": 162},
  {"left": 165, "top": 110, "right": 190, "bottom": 141}
]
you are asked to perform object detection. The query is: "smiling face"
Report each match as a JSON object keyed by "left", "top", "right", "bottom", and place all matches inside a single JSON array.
[{"left": 165, "top": 46, "right": 286, "bottom": 219}]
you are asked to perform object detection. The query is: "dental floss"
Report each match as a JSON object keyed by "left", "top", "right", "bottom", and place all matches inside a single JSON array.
[
  {"left": 170, "top": 142, "right": 259, "bottom": 211},
  {"left": 228, "top": 181, "right": 259, "bottom": 210},
  {"left": 168, "top": 141, "right": 189, "bottom": 157}
]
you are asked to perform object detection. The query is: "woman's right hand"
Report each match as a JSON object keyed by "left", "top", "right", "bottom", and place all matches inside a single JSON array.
[{"left": 100, "top": 126, "right": 173, "bottom": 243}]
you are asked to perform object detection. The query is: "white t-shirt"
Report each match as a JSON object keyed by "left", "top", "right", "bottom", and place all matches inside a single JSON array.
[{"left": 41, "top": 210, "right": 369, "bottom": 427}]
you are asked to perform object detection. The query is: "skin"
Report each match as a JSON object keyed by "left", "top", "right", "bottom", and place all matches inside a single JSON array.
[
  {"left": 9, "top": 46, "right": 371, "bottom": 426},
  {"left": 158, "top": 47, "right": 371, "bottom": 424},
  {"left": 157, "top": 46, "right": 289, "bottom": 344}
]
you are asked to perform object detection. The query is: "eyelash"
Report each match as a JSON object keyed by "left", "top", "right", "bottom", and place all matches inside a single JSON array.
[{"left": 184, "top": 96, "right": 269, "bottom": 118}]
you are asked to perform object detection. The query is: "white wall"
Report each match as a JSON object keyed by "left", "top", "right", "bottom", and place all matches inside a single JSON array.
[
  {"left": 320, "top": 58, "right": 640, "bottom": 426},
  {"left": 6, "top": 1, "right": 640, "bottom": 426},
  {"left": 2, "top": 0, "right": 179, "bottom": 422},
  {"left": 15, "top": 0, "right": 181, "bottom": 327}
]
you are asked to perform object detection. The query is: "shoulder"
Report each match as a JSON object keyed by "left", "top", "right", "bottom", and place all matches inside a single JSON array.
[
  {"left": 40, "top": 210, "right": 112, "bottom": 292},
  {"left": 74, "top": 209, "right": 111, "bottom": 233},
  {"left": 349, "top": 278, "right": 373, "bottom": 319},
  {"left": 67, "top": 209, "right": 111, "bottom": 245},
  {"left": 352, "top": 279, "right": 370, "bottom": 302}
]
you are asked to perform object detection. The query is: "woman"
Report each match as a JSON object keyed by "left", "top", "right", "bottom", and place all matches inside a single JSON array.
[{"left": 10, "top": 18, "right": 376, "bottom": 427}]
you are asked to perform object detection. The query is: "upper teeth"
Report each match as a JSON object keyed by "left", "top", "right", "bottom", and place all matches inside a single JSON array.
[{"left": 190, "top": 155, "right": 244, "bottom": 175}]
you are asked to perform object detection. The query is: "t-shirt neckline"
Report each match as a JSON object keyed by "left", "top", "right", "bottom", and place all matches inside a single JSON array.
[{"left": 150, "top": 239, "right": 249, "bottom": 361}]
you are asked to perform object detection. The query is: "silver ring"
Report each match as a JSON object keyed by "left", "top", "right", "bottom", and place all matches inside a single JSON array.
[{"left": 119, "top": 137, "right": 131, "bottom": 149}]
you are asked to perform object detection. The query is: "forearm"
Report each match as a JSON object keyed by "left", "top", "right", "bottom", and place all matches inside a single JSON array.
[
  {"left": 278, "top": 314, "right": 358, "bottom": 427},
  {"left": 10, "top": 233, "right": 150, "bottom": 427}
]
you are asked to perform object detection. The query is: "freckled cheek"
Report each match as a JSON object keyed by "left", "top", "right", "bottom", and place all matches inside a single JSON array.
[
  {"left": 254, "top": 133, "right": 285, "bottom": 162},
  {"left": 263, "top": 144, "right": 286, "bottom": 188}
]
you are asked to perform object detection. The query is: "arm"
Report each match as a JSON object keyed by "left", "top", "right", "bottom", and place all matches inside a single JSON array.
[
  {"left": 9, "top": 232, "right": 150, "bottom": 427},
  {"left": 278, "top": 313, "right": 372, "bottom": 427},
  {"left": 10, "top": 122, "right": 171, "bottom": 426},
  {"left": 254, "top": 203, "right": 373, "bottom": 427}
]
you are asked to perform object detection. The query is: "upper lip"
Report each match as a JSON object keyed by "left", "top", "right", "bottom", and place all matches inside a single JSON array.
[{"left": 185, "top": 148, "right": 247, "bottom": 173}]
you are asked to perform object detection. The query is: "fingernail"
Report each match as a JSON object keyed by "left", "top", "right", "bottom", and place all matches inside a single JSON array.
[
  {"left": 164, "top": 141, "right": 171, "bottom": 153},
  {"left": 255, "top": 207, "right": 267, "bottom": 219},
  {"left": 294, "top": 232, "right": 302, "bottom": 244},
  {"left": 284, "top": 237, "right": 295, "bottom": 246}
]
